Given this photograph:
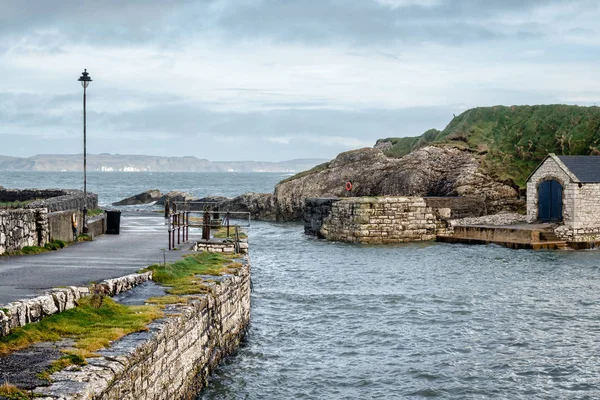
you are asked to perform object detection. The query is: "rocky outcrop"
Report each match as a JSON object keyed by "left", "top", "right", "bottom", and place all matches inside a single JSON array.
[
  {"left": 112, "top": 189, "right": 162, "bottom": 206},
  {"left": 220, "top": 192, "right": 276, "bottom": 221},
  {"left": 274, "top": 146, "right": 521, "bottom": 221},
  {"left": 156, "top": 191, "right": 196, "bottom": 206}
]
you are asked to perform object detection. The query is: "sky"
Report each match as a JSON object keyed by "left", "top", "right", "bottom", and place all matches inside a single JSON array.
[{"left": 0, "top": 0, "right": 599, "bottom": 161}]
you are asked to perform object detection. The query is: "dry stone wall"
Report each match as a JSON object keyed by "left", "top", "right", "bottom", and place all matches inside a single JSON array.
[
  {"left": 0, "top": 188, "right": 101, "bottom": 253},
  {"left": 318, "top": 197, "right": 451, "bottom": 244},
  {"left": 0, "top": 208, "right": 48, "bottom": 255},
  {"left": 33, "top": 261, "right": 251, "bottom": 400},
  {"left": 0, "top": 188, "right": 98, "bottom": 212}
]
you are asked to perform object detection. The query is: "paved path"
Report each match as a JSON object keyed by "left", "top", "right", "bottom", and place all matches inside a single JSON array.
[{"left": 0, "top": 212, "right": 193, "bottom": 305}]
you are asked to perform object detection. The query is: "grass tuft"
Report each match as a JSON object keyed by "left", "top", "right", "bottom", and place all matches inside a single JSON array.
[
  {"left": 6, "top": 239, "right": 70, "bottom": 256},
  {"left": 38, "top": 352, "right": 87, "bottom": 381},
  {"left": 212, "top": 227, "right": 248, "bottom": 239},
  {"left": 0, "top": 297, "right": 161, "bottom": 357},
  {"left": 0, "top": 382, "right": 31, "bottom": 399},
  {"left": 141, "top": 253, "right": 234, "bottom": 296},
  {"left": 87, "top": 208, "right": 104, "bottom": 217},
  {"left": 0, "top": 200, "right": 35, "bottom": 210}
]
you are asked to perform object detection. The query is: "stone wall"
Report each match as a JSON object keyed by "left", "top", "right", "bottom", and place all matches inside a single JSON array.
[
  {"left": 33, "top": 260, "right": 251, "bottom": 400},
  {"left": 192, "top": 240, "right": 249, "bottom": 254},
  {"left": 424, "top": 197, "right": 487, "bottom": 219},
  {"left": 304, "top": 198, "right": 339, "bottom": 237},
  {"left": 318, "top": 197, "right": 451, "bottom": 244},
  {"left": 47, "top": 211, "right": 80, "bottom": 242},
  {"left": 28, "top": 192, "right": 98, "bottom": 213},
  {"left": 0, "top": 188, "right": 98, "bottom": 213},
  {"left": 0, "top": 188, "right": 101, "bottom": 253},
  {"left": 555, "top": 184, "right": 600, "bottom": 242},
  {"left": 526, "top": 155, "right": 600, "bottom": 243},
  {"left": 0, "top": 188, "right": 67, "bottom": 203},
  {"left": 87, "top": 214, "right": 106, "bottom": 237},
  {"left": 0, "top": 209, "right": 48, "bottom": 255},
  {"left": 46, "top": 211, "right": 105, "bottom": 242}
]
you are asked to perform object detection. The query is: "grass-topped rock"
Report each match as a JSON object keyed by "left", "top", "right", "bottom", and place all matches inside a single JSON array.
[{"left": 377, "top": 105, "right": 600, "bottom": 187}]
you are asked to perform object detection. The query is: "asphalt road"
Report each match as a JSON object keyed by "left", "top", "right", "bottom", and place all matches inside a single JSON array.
[{"left": 0, "top": 212, "right": 194, "bottom": 305}]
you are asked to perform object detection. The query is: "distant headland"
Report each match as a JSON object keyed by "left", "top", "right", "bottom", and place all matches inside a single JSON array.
[{"left": 0, "top": 154, "right": 328, "bottom": 173}]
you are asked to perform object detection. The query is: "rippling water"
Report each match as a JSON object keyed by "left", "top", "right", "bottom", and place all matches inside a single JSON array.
[
  {"left": 3, "top": 172, "right": 600, "bottom": 399},
  {"left": 0, "top": 171, "right": 284, "bottom": 207},
  {"left": 200, "top": 222, "right": 600, "bottom": 399}
]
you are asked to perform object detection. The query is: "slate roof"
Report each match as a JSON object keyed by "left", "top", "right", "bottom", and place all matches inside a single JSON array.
[{"left": 558, "top": 156, "right": 600, "bottom": 183}]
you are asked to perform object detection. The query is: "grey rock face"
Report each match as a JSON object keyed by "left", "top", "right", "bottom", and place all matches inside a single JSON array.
[
  {"left": 274, "top": 146, "right": 521, "bottom": 221},
  {"left": 157, "top": 191, "right": 197, "bottom": 206},
  {"left": 219, "top": 192, "right": 276, "bottom": 221},
  {"left": 112, "top": 189, "right": 163, "bottom": 206}
]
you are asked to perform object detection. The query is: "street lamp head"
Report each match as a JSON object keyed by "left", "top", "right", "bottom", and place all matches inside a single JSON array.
[{"left": 78, "top": 69, "right": 92, "bottom": 88}]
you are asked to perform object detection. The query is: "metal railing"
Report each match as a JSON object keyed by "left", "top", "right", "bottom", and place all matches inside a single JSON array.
[
  {"left": 167, "top": 208, "right": 250, "bottom": 251},
  {"left": 168, "top": 211, "right": 189, "bottom": 251}
]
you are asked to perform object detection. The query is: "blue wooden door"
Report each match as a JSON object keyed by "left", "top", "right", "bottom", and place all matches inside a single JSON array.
[{"left": 538, "top": 180, "right": 563, "bottom": 222}]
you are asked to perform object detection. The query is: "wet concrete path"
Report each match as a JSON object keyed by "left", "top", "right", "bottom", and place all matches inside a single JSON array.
[{"left": 0, "top": 212, "right": 193, "bottom": 305}]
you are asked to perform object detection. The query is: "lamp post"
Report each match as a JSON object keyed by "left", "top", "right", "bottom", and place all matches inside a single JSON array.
[{"left": 78, "top": 69, "right": 92, "bottom": 233}]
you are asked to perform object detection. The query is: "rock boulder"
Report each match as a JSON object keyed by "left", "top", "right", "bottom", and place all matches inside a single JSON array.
[
  {"left": 113, "top": 189, "right": 163, "bottom": 206},
  {"left": 157, "top": 191, "right": 197, "bottom": 206},
  {"left": 219, "top": 193, "right": 276, "bottom": 221}
]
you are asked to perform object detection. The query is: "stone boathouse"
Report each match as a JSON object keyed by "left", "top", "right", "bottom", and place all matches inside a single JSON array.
[{"left": 527, "top": 154, "right": 600, "bottom": 243}]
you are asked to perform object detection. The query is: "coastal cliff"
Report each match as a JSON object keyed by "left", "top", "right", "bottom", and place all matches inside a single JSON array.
[{"left": 272, "top": 146, "right": 519, "bottom": 221}]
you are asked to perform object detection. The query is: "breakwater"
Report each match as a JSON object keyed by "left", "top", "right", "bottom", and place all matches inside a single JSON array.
[
  {"left": 305, "top": 197, "right": 453, "bottom": 243},
  {"left": 29, "top": 258, "right": 251, "bottom": 399}
]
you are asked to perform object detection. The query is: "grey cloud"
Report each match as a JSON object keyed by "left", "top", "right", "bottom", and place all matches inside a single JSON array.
[
  {"left": 0, "top": 88, "right": 457, "bottom": 159},
  {"left": 0, "top": 0, "right": 582, "bottom": 48}
]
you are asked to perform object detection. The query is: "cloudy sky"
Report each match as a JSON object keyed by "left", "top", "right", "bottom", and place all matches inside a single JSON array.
[{"left": 0, "top": 0, "right": 599, "bottom": 161}]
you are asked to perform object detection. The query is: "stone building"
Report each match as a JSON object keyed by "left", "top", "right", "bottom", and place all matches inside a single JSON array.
[{"left": 526, "top": 154, "right": 600, "bottom": 242}]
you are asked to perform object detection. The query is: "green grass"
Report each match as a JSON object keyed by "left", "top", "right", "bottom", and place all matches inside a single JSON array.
[
  {"left": 278, "top": 161, "right": 332, "bottom": 184},
  {"left": 378, "top": 105, "right": 600, "bottom": 188},
  {"left": 0, "top": 297, "right": 161, "bottom": 357},
  {"left": 76, "top": 234, "right": 92, "bottom": 242},
  {"left": 7, "top": 240, "right": 68, "bottom": 256},
  {"left": 0, "top": 200, "right": 34, "bottom": 210},
  {"left": 0, "top": 383, "right": 31, "bottom": 400},
  {"left": 38, "top": 352, "right": 87, "bottom": 381},
  {"left": 87, "top": 208, "right": 104, "bottom": 217},
  {"left": 141, "top": 252, "right": 240, "bottom": 296},
  {"left": 146, "top": 295, "right": 190, "bottom": 306},
  {"left": 213, "top": 227, "right": 248, "bottom": 239}
]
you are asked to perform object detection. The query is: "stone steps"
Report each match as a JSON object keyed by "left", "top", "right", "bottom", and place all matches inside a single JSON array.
[{"left": 439, "top": 223, "right": 572, "bottom": 250}]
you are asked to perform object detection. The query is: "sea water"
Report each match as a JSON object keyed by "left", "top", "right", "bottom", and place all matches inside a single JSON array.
[{"left": 2, "top": 172, "right": 600, "bottom": 399}]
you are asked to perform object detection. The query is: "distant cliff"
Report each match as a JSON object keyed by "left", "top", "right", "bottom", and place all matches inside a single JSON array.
[{"left": 0, "top": 154, "right": 327, "bottom": 173}]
